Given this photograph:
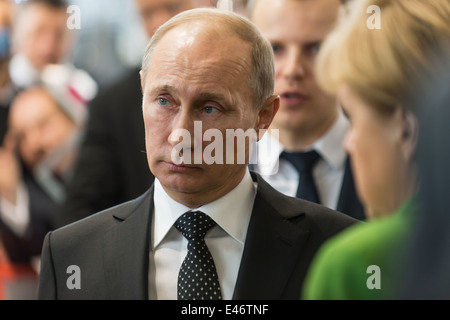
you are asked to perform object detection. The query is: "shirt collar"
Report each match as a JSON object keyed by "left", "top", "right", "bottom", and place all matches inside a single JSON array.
[
  {"left": 254, "top": 108, "right": 349, "bottom": 174},
  {"left": 314, "top": 109, "right": 349, "bottom": 170},
  {"left": 251, "top": 130, "right": 283, "bottom": 176},
  {"left": 152, "top": 169, "right": 256, "bottom": 249}
]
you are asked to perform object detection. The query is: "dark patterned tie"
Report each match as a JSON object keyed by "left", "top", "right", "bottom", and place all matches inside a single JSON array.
[
  {"left": 281, "top": 150, "right": 321, "bottom": 204},
  {"left": 174, "top": 211, "right": 222, "bottom": 300}
]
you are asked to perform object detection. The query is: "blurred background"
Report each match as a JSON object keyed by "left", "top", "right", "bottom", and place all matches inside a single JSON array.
[{"left": 66, "top": 0, "right": 148, "bottom": 91}]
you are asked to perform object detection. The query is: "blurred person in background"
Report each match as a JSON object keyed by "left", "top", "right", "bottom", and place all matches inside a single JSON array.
[
  {"left": 55, "top": 0, "right": 216, "bottom": 228},
  {"left": 0, "top": 0, "right": 74, "bottom": 144},
  {"left": 248, "top": 0, "right": 364, "bottom": 220},
  {"left": 0, "top": 0, "right": 12, "bottom": 58},
  {"left": 0, "top": 0, "right": 14, "bottom": 146},
  {"left": 217, "top": 0, "right": 248, "bottom": 16},
  {"left": 0, "top": 64, "right": 97, "bottom": 299},
  {"left": 302, "top": 0, "right": 450, "bottom": 299},
  {"left": 234, "top": 0, "right": 248, "bottom": 16},
  {"left": 67, "top": 0, "right": 149, "bottom": 91}
]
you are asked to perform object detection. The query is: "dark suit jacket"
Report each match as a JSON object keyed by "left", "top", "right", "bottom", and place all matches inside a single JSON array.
[
  {"left": 336, "top": 157, "right": 365, "bottom": 220},
  {"left": 249, "top": 156, "right": 365, "bottom": 221},
  {"left": 0, "top": 165, "right": 58, "bottom": 264},
  {"left": 55, "top": 68, "right": 155, "bottom": 228},
  {"left": 0, "top": 104, "right": 8, "bottom": 145},
  {"left": 37, "top": 172, "right": 358, "bottom": 300}
]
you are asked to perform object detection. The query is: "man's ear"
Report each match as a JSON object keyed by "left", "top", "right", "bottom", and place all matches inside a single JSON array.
[
  {"left": 401, "top": 110, "right": 419, "bottom": 162},
  {"left": 255, "top": 95, "right": 280, "bottom": 141}
]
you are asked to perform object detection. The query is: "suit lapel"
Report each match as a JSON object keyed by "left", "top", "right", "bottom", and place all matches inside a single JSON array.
[
  {"left": 233, "top": 174, "right": 311, "bottom": 299},
  {"left": 337, "top": 156, "right": 365, "bottom": 220},
  {"left": 102, "top": 187, "right": 154, "bottom": 299}
]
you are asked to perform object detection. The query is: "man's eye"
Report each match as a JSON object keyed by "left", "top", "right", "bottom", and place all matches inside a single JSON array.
[
  {"left": 307, "top": 43, "right": 320, "bottom": 56},
  {"left": 158, "top": 98, "right": 172, "bottom": 107},
  {"left": 203, "top": 106, "right": 220, "bottom": 115},
  {"left": 271, "top": 43, "right": 283, "bottom": 54}
]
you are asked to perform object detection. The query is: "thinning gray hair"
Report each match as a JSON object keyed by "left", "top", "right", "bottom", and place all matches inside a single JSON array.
[{"left": 141, "top": 7, "right": 275, "bottom": 110}]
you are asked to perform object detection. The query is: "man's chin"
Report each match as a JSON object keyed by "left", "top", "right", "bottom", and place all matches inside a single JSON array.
[
  {"left": 274, "top": 117, "right": 307, "bottom": 132},
  {"left": 159, "top": 177, "right": 209, "bottom": 204},
  {"left": 158, "top": 170, "right": 205, "bottom": 192}
]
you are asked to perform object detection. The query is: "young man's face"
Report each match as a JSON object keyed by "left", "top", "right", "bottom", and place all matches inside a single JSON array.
[
  {"left": 9, "top": 89, "right": 76, "bottom": 170},
  {"left": 251, "top": 0, "right": 341, "bottom": 140},
  {"left": 15, "top": 3, "right": 71, "bottom": 70}
]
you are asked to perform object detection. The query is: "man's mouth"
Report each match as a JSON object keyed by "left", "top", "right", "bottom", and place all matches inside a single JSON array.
[
  {"left": 163, "top": 161, "right": 201, "bottom": 172},
  {"left": 280, "top": 92, "right": 307, "bottom": 106}
]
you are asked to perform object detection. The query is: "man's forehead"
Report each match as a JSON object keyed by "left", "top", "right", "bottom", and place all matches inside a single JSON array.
[
  {"left": 153, "top": 23, "right": 251, "bottom": 65},
  {"left": 12, "top": 90, "right": 56, "bottom": 116},
  {"left": 147, "top": 46, "right": 251, "bottom": 91},
  {"left": 143, "top": 24, "right": 253, "bottom": 100},
  {"left": 163, "top": 21, "right": 245, "bottom": 46},
  {"left": 253, "top": 0, "right": 340, "bottom": 35}
]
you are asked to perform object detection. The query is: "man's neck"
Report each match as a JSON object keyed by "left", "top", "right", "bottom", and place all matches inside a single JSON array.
[{"left": 274, "top": 113, "right": 338, "bottom": 152}]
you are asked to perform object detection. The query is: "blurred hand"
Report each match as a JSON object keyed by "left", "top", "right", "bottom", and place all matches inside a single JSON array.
[{"left": 0, "top": 133, "right": 21, "bottom": 204}]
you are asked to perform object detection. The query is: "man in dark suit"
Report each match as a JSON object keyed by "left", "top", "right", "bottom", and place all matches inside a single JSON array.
[
  {"left": 0, "top": 68, "right": 96, "bottom": 266},
  {"left": 38, "top": 8, "right": 358, "bottom": 300},
  {"left": 247, "top": 0, "right": 365, "bottom": 220},
  {"left": 55, "top": 0, "right": 216, "bottom": 228}
]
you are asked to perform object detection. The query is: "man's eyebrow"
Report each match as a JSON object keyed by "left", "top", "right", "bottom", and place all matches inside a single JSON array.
[
  {"left": 303, "top": 40, "right": 322, "bottom": 48},
  {"left": 146, "top": 86, "right": 230, "bottom": 104},
  {"left": 195, "top": 92, "right": 229, "bottom": 102},
  {"left": 147, "top": 84, "right": 176, "bottom": 96}
]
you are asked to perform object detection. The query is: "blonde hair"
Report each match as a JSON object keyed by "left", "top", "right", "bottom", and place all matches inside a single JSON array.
[
  {"left": 316, "top": 0, "right": 450, "bottom": 114},
  {"left": 141, "top": 7, "right": 275, "bottom": 110}
]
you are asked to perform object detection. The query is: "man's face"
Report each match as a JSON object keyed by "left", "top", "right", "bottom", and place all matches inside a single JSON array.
[
  {"left": 251, "top": 0, "right": 341, "bottom": 139},
  {"left": 141, "top": 24, "right": 268, "bottom": 207},
  {"left": 136, "top": 0, "right": 214, "bottom": 37},
  {"left": 9, "top": 89, "right": 76, "bottom": 170},
  {"left": 15, "top": 4, "right": 71, "bottom": 70}
]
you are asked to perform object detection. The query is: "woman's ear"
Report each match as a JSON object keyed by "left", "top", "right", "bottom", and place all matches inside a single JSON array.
[{"left": 401, "top": 110, "right": 419, "bottom": 162}]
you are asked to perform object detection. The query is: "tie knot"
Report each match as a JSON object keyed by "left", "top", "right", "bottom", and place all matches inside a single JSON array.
[
  {"left": 174, "top": 211, "right": 216, "bottom": 241},
  {"left": 281, "top": 150, "right": 321, "bottom": 173}
]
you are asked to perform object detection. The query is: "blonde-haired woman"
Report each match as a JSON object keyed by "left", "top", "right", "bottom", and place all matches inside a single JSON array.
[{"left": 302, "top": 0, "right": 450, "bottom": 299}]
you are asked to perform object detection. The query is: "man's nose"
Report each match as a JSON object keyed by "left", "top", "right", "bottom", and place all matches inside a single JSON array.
[
  {"left": 168, "top": 110, "right": 200, "bottom": 146},
  {"left": 281, "top": 48, "right": 305, "bottom": 82},
  {"left": 23, "top": 128, "right": 42, "bottom": 149},
  {"left": 22, "top": 129, "right": 44, "bottom": 164},
  {"left": 168, "top": 110, "right": 204, "bottom": 165}
]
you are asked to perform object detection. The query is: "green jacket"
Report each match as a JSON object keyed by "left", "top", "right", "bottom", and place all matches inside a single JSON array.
[{"left": 302, "top": 200, "right": 416, "bottom": 300}]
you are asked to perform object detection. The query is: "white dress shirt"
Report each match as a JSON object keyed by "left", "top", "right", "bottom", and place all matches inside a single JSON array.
[
  {"left": 8, "top": 53, "right": 40, "bottom": 89},
  {"left": 148, "top": 169, "right": 257, "bottom": 300},
  {"left": 250, "top": 110, "right": 349, "bottom": 210},
  {"left": 0, "top": 182, "right": 30, "bottom": 237}
]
